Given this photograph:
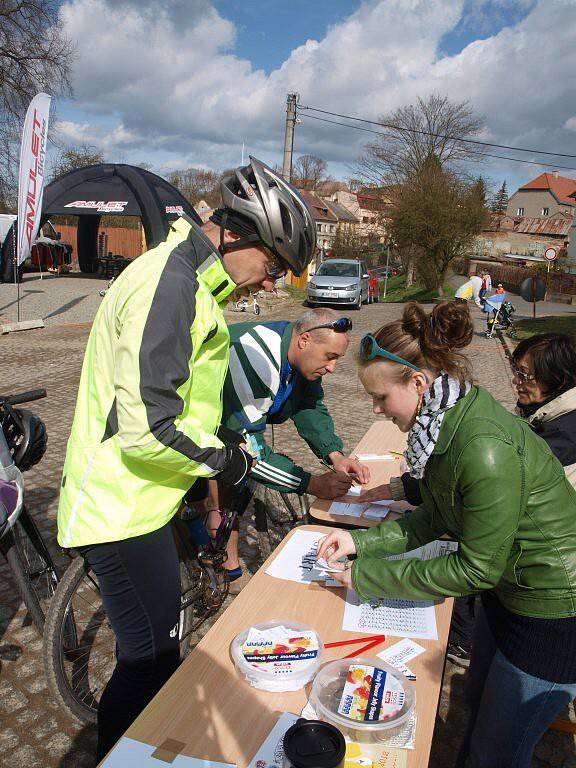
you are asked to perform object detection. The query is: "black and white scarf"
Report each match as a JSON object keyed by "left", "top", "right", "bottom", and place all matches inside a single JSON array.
[{"left": 405, "top": 373, "right": 471, "bottom": 479}]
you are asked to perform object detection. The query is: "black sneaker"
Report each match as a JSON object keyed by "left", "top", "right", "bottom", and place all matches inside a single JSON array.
[{"left": 447, "top": 642, "right": 471, "bottom": 668}]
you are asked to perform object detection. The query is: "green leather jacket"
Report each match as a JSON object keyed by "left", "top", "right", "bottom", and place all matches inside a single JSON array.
[{"left": 351, "top": 386, "right": 576, "bottom": 619}]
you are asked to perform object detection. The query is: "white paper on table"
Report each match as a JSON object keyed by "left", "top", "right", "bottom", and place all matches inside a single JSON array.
[
  {"left": 363, "top": 505, "right": 391, "bottom": 521},
  {"left": 343, "top": 589, "right": 438, "bottom": 640},
  {"left": 328, "top": 501, "right": 367, "bottom": 517},
  {"left": 101, "top": 737, "right": 236, "bottom": 767},
  {"left": 355, "top": 453, "right": 399, "bottom": 461},
  {"left": 248, "top": 712, "right": 299, "bottom": 768},
  {"left": 378, "top": 638, "right": 426, "bottom": 679},
  {"left": 265, "top": 529, "right": 343, "bottom": 585},
  {"left": 370, "top": 499, "right": 396, "bottom": 507}
]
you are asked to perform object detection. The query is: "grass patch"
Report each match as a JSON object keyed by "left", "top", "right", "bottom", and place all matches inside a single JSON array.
[
  {"left": 282, "top": 283, "right": 307, "bottom": 302},
  {"left": 381, "top": 274, "right": 456, "bottom": 303},
  {"left": 512, "top": 315, "right": 576, "bottom": 340}
]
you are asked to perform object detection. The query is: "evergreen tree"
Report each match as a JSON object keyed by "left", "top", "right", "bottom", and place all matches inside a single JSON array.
[{"left": 491, "top": 181, "right": 508, "bottom": 213}]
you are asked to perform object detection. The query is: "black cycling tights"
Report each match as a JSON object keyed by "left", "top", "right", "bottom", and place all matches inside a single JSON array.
[{"left": 79, "top": 521, "right": 181, "bottom": 762}]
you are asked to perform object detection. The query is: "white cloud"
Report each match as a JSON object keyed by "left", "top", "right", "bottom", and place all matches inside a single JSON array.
[{"left": 55, "top": 0, "right": 576, "bottom": 188}]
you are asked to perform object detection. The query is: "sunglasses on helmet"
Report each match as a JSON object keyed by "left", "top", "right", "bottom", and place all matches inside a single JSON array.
[
  {"left": 305, "top": 317, "right": 353, "bottom": 334},
  {"left": 360, "top": 334, "right": 420, "bottom": 371}
]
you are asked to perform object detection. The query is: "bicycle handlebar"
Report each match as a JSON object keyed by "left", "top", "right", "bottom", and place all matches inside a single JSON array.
[{"left": 0, "top": 389, "right": 47, "bottom": 406}]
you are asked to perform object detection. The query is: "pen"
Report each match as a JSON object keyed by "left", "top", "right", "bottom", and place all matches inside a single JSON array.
[{"left": 320, "top": 459, "right": 362, "bottom": 486}]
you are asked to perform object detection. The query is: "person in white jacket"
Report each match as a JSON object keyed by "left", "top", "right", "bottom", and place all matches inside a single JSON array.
[{"left": 455, "top": 274, "right": 483, "bottom": 307}]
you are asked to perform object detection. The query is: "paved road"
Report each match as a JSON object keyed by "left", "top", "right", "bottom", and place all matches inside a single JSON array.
[{"left": 0, "top": 294, "right": 573, "bottom": 767}]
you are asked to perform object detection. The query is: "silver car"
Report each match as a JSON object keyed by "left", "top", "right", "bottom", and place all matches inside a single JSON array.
[{"left": 307, "top": 259, "right": 369, "bottom": 310}]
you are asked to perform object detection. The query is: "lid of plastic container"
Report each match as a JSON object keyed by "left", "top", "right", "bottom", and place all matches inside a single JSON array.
[
  {"left": 310, "top": 657, "right": 415, "bottom": 731},
  {"left": 283, "top": 719, "right": 346, "bottom": 768}
]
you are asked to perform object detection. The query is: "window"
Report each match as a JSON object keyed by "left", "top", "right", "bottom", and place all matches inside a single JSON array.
[
  {"left": 541, "top": 207, "right": 549, "bottom": 216},
  {"left": 316, "top": 223, "right": 322, "bottom": 232},
  {"left": 362, "top": 216, "right": 370, "bottom": 223},
  {"left": 517, "top": 207, "right": 524, "bottom": 216},
  {"left": 330, "top": 225, "right": 335, "bottom": 233}
]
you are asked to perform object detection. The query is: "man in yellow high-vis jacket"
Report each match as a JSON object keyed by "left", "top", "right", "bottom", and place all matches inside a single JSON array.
[{"left": 57, "top": 158, "right": 316, "bottom": 760}]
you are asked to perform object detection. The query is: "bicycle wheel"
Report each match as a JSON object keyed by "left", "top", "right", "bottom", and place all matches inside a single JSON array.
[
  {"left": 253, "top": 486, "right": 307, "bottom": 562},
  {"left": 43, "top": 556, "right": 197, "bottom": 725},
  {"left": 1, "top": 526, "right": 46, "bottom": 634}
]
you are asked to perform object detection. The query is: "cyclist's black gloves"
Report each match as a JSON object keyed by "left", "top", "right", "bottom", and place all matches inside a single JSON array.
[
  {"left": 216, "top": 425, "right": 245, "bottom": 446},
  {"left": 218, "top": 445, "right": 253, "bottom": 487}
]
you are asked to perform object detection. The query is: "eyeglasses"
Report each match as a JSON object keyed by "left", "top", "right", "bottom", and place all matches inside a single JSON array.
[
  {"left": 510, "top": 362, "right": 536, "bottom": 383},
  {"left": 360, "top": 334, "right": 421, "bottom": 371},
  {"left": 305, "top": 317, "right": 353, "bottom": 334}
]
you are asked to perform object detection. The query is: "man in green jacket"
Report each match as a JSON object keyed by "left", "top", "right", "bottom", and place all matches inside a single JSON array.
[
  {"left": 208, "top": 308, "right": 370, "bottom": 591},
  {"left": 57, "top": 157, "right": 317, "bottom": 761}
]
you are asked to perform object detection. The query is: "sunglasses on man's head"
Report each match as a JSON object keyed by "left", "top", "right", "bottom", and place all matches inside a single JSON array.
[
  {"left": 306, "top": 317, "right": 353, "bottom": 334},
  {"left": 360, "top": 334, "right": 421, "bottom": 371}
]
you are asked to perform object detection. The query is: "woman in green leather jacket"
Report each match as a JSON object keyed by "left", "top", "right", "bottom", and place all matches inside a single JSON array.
[{"left": 318, "top": 300, "right": 576, "bottom": 768}]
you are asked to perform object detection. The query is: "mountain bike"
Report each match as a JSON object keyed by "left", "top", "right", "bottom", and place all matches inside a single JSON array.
[
  {"left": 43, "top": 491, "right": 234, "bottom": 725},
  {"left": 0, "top": 389, "right": 60, "bottom": 635}
]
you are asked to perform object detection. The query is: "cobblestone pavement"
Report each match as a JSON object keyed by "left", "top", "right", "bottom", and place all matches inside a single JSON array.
[{"left": 0, "top": 294, "right": 574, "bottom": 768}]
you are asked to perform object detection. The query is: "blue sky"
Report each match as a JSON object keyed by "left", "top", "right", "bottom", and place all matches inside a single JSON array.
[{"left": 53, "top": 0, "right": 576, "bottom": 195}]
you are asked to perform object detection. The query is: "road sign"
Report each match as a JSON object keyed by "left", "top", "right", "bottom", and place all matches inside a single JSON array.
[{"left": 544, "top": 247, "right": 557, "bottom": 262}]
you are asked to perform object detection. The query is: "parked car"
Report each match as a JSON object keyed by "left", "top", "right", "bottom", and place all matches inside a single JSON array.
[{"left": 307, "top": 259, "right": 370, "bottom": 310}]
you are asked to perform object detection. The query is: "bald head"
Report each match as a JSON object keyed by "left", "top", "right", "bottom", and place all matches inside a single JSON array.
[{"left": 289, "top": 308, "right": 350, "bottom": 380}]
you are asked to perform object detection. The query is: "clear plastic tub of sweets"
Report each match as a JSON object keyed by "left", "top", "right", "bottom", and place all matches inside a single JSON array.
[
  {"left": 309, "top": 657, "right": 415, "bottom": 743},
  {"left": 231, "top": 620, "right": 323, "bottom": 692}
]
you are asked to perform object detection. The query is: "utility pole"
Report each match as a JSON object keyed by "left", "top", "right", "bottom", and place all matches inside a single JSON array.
[{"left": 282, "top": 93, "right": 298, "bottom": 182}]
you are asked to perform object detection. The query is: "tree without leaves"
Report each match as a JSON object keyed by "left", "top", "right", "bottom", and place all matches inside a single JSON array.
[
  {"left": 292, "top": 154, "right": 330, "bottom": 191},
  {"left": 355, "top": 94, "right": 484, "bottom": 187},
  {"left": 490, "top": 180, "right": 509, "bottom": 214},
  {"left": 331, "top": 222, "right": 366, "bottom": 261},
  {"left": 49, "top": 145, "right": 105, "bottom": 181},
  {"left": 0, "top": 0, "right": 74, "bottom": 205},
  {"left": 167, "top": 167, "right": 222, "bottom": 208},
  {"left": 389, "top": 158, "right": 488, "bottom": 296}
]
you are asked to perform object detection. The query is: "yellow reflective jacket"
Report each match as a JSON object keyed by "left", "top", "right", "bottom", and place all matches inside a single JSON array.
[{"left": 58, "top": 218, "right": 238, "bottom": 547}]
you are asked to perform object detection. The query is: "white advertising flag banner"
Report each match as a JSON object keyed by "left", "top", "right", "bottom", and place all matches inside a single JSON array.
[{"left": 17, "top": 92, "right": 51, "bottom": 266}]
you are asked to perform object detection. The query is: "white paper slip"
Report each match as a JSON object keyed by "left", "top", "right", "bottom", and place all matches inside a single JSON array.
[
  {"left": 379, "top": 639, "right": 426, "bottom": 679},
  {"left": 343, "top": 589, "right": 438, "bottom": 640},
  {"left": 101, "top": 737, "right": 236, "bottom": 767},
  {"left": 265, "top": 530, "right": 333, "bottom": 583},
  {"left": 315, "top": 556, "right": 348, "bottom": 572},
  {"left": 248, "top": 712, "right": 299, "bottom": 768},
  {"left": 363, "top": 505, "right": 391, "bottom": 521},
  {"left": 370, "top": 499, "right": 396, "bottom": 507},
  {"left": 329, "top": 501, "right": 367, "bottom": 517},
  {"left": 355, "top": 453, "right": 399, "bottom": 461}
]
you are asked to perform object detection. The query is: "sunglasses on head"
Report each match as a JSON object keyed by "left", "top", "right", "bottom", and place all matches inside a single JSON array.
[
  {"left": 305, "top": 317, "right": 353, "bottom": 334},
  {"left": 360, "top": 334, "right": 421, "bottom": 371}
]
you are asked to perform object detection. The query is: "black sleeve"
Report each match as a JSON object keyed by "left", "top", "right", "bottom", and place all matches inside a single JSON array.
[{"left": 401, "top": 472, "right": 423, "bottom": 505}]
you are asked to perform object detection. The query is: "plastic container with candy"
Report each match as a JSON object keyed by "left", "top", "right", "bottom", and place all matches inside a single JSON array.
[
  {"left": 309, "top": 657, "right": 415, "bottom": 743},
  {"left": 231, "top": 620, "right": 323, "bottom": 692}
]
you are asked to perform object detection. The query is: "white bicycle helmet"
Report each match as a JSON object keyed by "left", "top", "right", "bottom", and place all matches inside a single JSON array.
[{"left": 215, "top": 156, "right": 316, "bottom": 276}]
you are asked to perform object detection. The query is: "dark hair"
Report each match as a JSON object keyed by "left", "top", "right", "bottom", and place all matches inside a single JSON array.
[
  {"left": 361, "top": 301, "right": 474, "bottom": 382},
  {"left": 512, "top": 333, "right": 576, "bottom": 395}
]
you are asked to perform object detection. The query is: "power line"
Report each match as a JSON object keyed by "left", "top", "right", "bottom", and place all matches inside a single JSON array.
[
  {"left": 299, "top": 104, "right": 576, "bottom": 160},
  {"left": 299, "top": 113, "right": 576, "bottom": 172}
]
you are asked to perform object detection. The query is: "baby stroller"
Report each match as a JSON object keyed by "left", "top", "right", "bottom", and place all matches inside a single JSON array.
[{"left": 482, "top": 293, "right": 518, "bottom": 339}]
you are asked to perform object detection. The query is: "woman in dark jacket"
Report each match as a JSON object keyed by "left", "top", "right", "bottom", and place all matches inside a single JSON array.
[
  {"left": 512, "top": 332, "right": 576, "bottom": 487},
  {"left": 318, "top": 301, "right": 576, "bottom": 768}
]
